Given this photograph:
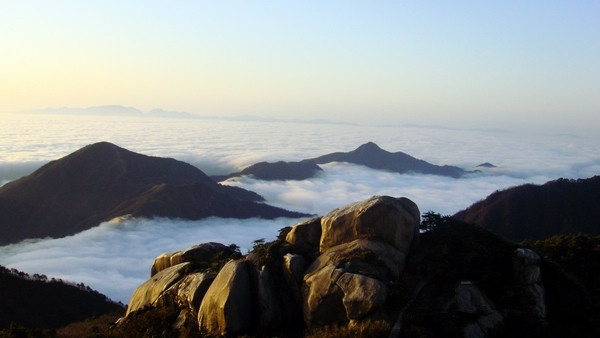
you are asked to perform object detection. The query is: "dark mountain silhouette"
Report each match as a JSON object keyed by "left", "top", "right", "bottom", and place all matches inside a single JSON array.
[
  {"left": 0, "top": 265, "right": 123, "bottom": 329},
  {"left": 212, "top": 160, "right": 323, "bottom": 182},
  {"left": 0, "top": 142, "right": 308, "bottom": 245},
  {"left": 310, "top": 142, "right": 470, "bottom": 178},
  {"left": 476, "top": 162, "right": 496, "bottom": 168},
  {"left": 453, "top": 176, "right": 600, "bottom": 241},
  {"left": 215, "top": 142, "right": 473, "bottom": 181}
]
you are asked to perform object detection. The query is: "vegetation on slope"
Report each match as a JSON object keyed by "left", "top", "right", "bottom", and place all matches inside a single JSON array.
[
  {"left": 454, "top": 176, "right": 600, "bottom": 241},
  {"left": 0, "top": 265, "right": 124, "bottom": 331}
]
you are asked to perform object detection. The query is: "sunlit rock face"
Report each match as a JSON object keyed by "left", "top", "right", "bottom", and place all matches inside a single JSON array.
[
  {"left": 150, "top": 242, "right": 235, "bottom": 277},
  {"left": 126, "top": 262, "right": 193, "bottom": 316},
  {"left": 302, "top": 196, "right": 419, "bottom": 326},
  {"left": 123, "top": 195, "right": 420, "bottom": 334},
  {"left": 319, "top": 195, "right": 420, "bottom": 253},
  {"left": 197, "top": 259, "right": 253, "bottom": 336}
]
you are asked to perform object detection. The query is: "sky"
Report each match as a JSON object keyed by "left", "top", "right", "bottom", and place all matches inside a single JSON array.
[{"left": 1, "top": 1, "right": 599, "bottom": 130}]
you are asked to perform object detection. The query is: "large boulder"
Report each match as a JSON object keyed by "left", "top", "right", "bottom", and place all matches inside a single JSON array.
[
  {"left": 286, "top": 217, "right": 322, "bottom": 259},
  {"left": 320, "top": 196, "right": 420, "bottom": 253},
  {"left": 151, "top": 242, "right": 235, "bottom": 276},
  {"left": 197, "top": 259, "right": 253, "bottom": 335},
  {"left": 126, "top": 262, "right": 192, "bottom": 316}
]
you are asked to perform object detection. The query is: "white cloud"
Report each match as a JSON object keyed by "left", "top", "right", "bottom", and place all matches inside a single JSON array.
[
  {"left": 0, "top": 216, "right": 305, "bottom": 303},
  {"left": 222, "top": 163, "right": 550, "bottom": 216},
  {"left": 0, "top": 115, "right": 599, "bottom": 305}
]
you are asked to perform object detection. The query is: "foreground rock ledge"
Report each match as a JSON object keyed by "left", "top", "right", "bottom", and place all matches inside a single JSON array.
[
  {"left": 122, "top": 195, "right": 419, "bottom": 335},
  {"left": 120, "top": 195, "right": 555, "bottom": 336}
]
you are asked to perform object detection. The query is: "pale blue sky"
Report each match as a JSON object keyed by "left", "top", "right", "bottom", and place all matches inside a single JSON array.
[{"left": 1, "top": 1, "right": 598, "bottom": 130}]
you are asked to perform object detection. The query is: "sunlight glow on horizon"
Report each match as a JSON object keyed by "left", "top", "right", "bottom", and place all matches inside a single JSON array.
[{"left": 1, "top": 1, "right": 599, "bottom": 130}]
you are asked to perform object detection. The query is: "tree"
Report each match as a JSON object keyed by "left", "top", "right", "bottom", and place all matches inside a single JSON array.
[{"left": 421, "top": 211, "right": 445, "bottom": 231}]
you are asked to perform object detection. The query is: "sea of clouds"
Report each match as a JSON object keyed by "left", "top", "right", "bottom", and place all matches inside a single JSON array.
[{"left": 0, "top": 113, "right": 599, "bottom": 303}]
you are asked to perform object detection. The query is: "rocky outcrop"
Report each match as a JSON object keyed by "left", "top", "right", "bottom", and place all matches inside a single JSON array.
[
  {"left": 301, "top": 196, "right": 418, "bottom": 326},
  {"left": 120, "top": 195, "right": 583, "bottom": 337},
  {"left": 122, "top": 195, "right": 419, "bottom": 334},
  {"left": 513, "top": 248, "right": 546, "bottom": 319}
]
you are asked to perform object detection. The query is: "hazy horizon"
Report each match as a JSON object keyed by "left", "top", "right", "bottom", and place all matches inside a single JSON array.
[{"left": 2, "top": 2, "right": 599, "bottom": 134}]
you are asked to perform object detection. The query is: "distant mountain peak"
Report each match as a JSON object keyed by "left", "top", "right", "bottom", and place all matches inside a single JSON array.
[
  {"left": 355, "top": 141, "right": 384, "bottom": 152},
  {"left": 358, "top": 141, "right": 380, "bottom": 149},
  {"left": 311, "top": 142, "right": 470, "bottom": 178},
  {"left": 476, "top": 162, "right": 496, "bottom": 168}
]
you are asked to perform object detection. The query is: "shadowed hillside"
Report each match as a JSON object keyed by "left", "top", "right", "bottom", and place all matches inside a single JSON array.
[
  {"left": 454, "top": 176, "right": 600, "bottom": 241},
  {"left": 310, "top": 142, "right": 470, "bottom": 178},
  {"left": 212, "top": 160, "right": 323, "bottom": 181},
  {"left": 214, "top": 142, "right": 473, "bottom": 182},
  {"left": 0, "top": 142, "right": 308, "bottom": 245},
  {"left": 0, "top": 265, "right": 123, "bottom": 330}
]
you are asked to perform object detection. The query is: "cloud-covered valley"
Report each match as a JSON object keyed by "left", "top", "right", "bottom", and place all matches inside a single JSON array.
[
  {"left": 0, "top": 113, "right": 598, "bottom": 303},
  {"left": 0, "top": 163, "right": 558, "bottom": 303}
]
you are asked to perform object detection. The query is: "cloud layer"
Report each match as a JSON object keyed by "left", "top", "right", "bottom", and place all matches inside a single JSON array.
[
  {"left": 222, "top": 162, "right": 550, "bottom": 217},
  {"left": 0, "top": 163, "right": 557, "bottom": 304},
  {"left": 1, "top": 114, "right": 599, "bottom": 304},
  {"left": 0, "top": 217, "right": 304, "bottom": 303}
]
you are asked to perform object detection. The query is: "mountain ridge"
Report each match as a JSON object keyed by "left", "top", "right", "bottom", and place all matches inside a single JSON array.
[
  {"left": 214, "top": 141, "right": 473, "bottom": 182},
  {"left": 0, "top": 142, "right": 307, "bottom": 245},
  {"left": 0, "top": 264, "right": 123, "bottom": 329},
  {"left": 453, "top": 175, "right": 600, "bottom": 241}
]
